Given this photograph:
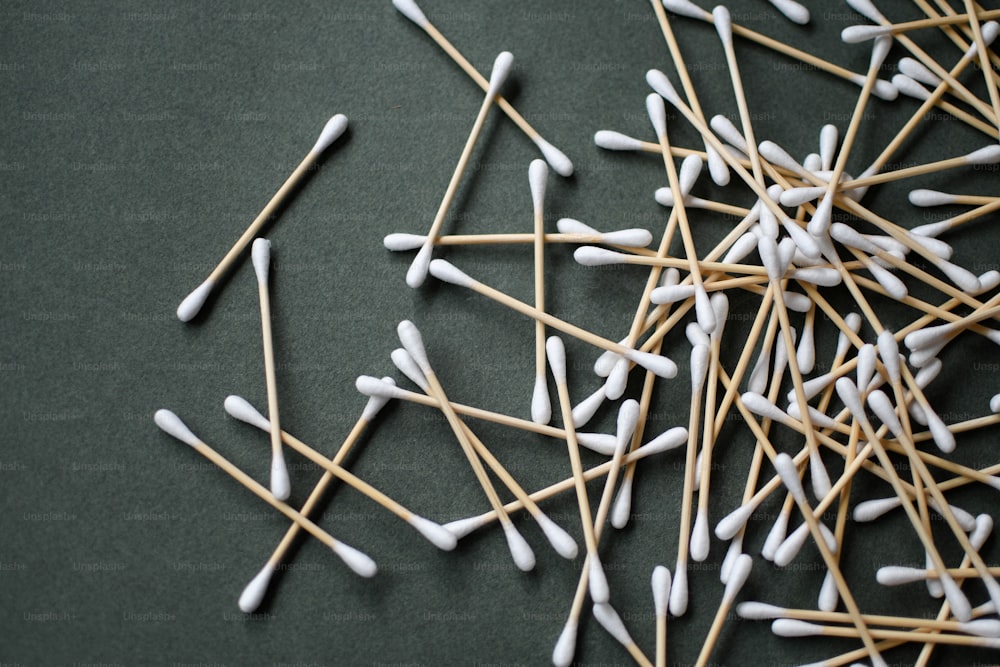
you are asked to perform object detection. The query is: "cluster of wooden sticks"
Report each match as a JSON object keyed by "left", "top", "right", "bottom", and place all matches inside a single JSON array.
[{"left": 154, "top": 0, "right": 1000, "bottom": 664}]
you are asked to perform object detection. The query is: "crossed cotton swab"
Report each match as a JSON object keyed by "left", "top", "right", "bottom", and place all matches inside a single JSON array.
[{"left": 176, "top": 115, "right": 347, "bottom": 321}]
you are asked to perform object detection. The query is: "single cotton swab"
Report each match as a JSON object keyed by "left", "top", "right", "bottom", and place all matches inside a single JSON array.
[
  {"left": 176, "top": 115, "right": 347, "bottom": 321},
  {"left": 406, "top": 51, "right": 513, "bottom": 288},
  {"left": 154, "top": 409, "right": 377, "bottom": 577},
  {"left": 251, "top": 239, "right": 290, "bottom": 501},
  {"left": 530, "top": 159, "right": 551, "bottom": 425}
]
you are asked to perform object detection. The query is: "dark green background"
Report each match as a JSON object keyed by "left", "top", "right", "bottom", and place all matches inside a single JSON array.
[{"left": 4, "top": 1, "right": 999, "bottom": 665}]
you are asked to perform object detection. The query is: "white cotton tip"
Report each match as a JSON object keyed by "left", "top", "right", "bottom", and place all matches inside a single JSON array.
[
  {"left": 855, "top": 343, "right": 876, "bottom": 392},
  {"left": 409, "top": 515, "right": 458, "bottom": 551},
  {"left": 396, "top": 320, "right": 430, "bottom": 371},
  {"left": 908, "top": 189, "right": 955, "bottom": 208},
  {"left": 773, "top": 453, "right": 807, "bottom": 504},
  {"left": 251, "top": 238, "right": 271, "bottom": 285},
  {"left": 867, "top": 390, "right": 902, "bottom": 437},
  {"left": 761, "top": 511, "right": 789, "bottom": 562},
  {"left": 842, "top": 312, "right": 863, "bottom": 346},
  {"left": 841, "top": 24, "right": 889, "bottom": 44},
  {"left": 758, "top": 140, "right": 807, "bottom": 175},
  {"left": 938, "top": 259, "right": 982, "bottom": 293},
  {"left": 572, "top": 386, "right": 606, "bottom": 429},
  {"left": 669, "top": 563, "right": 688, "bottom": 616},
  {"left": 615, "top": 399, "right": 640, "bottom": 450},
  {"left": 853, "top": 497, "right": 901, "bottom": 522},
  {"left": 391, "top": 348, "right": 429, "bottom": 390},
  {"left": 610, "top": 476, "right": 633, "bottom": 529},
  {"left": 392, "top": 0, "right": 429, "bottom": 26},
  {"left": 623, "top": 348, "right": 677, "bottom": 379},
  {"left": 723, "top": 554, "right": 753, "bottom": 604},
  {"left": 784, "top": 218, "right": 822, "bottom": 259},
  {"left": 576, "top": 432, "right": 618, "bottom": 456},
  {"left": 899, "top": 57, "right": 941, "bottom": 86},
  {"left": 405, "top": 243, "right": 433, "bottom": 288},
  {"left": 177, "top": 278, "right": 216, "bottom": 322},
  {"left": 741, "top": 391, "right": 792, "bottom": 426},
  {"left": 773, "top": 524, "right": 809, "bottom": 568},
  {"left": 532, "top": 375, "right": 551, "bottom": 425},
  {"left": 757, "top": 235, "right": 783, "bottom": 281},
  {"left": 780, "top": 187, "right": 824, "bottom": 208},
  {"left": 155, "top": 409, "right": 202, "bottom": 447},
  {"left": 789, "top": 267, "right": 841, "bottom": 287},
  {"left": 356, "top": 375, "right": 408, "bottom": 402},
  {"left": 691, "top": 507, "right": 711, "bottom": 562},
  {"left": 650, "top": 284, "right": 696, "bottom": 305},
  {"left": 693, "top": 450, "right": 703, "bottom": 492},
  {"left": 716, "top": 502, "right": 758, "bottom": 541},
  {"left": 913, "top": 358, "right": 942, "bottom": 389},
  {"left": 652, "top": 566, "right": 672, "bottom": 617},
  {"left": 909, "top": 342, "right": 945, "bottom": 368},
  {"left": 545, "top": 336, "right": 567, "bottom": 384},
  {"left": 712, "top": 5, "right": 733, "bottom": 48},
  {"left": 535, "top": 513, "right": 578, "bottom": 560},
  {"left": 876, "top": 329, "right": 900, "bottom": 383},
  {"left": 925, "top": 550, "right": 944, "bottom": 599},
  {"left": 502, "top": 522, "right": 535, "bottom": 572},
  {"left": 705, "top": 142, "right": 731, "bottom": 185},
  {"left": 654, "top": 187, "right": 680, "bottom": 208},
  {"left": 311, "top": 114, "right": 349, "bottom": 155},
  {"left": 359, "top": 378, "right": 396, "bottom": 421},
  {"left": 926, "top": 409, "right": 956, "bottom": 454},
  {"left": 640, "top": 427, "right": 688, "bottom": 457},
  {"left": 868, "top": 259, "right": 908, "bottom": 301},
  {"left": 770, "top": 0, "right": 809, "bottom": 24},
  {"left": 941, "top": 574, "right": 973, "bottom": 622},
  {"left": 663, "top": 0, "right": 712, "bottom": 19},
  {"left": 593, "top": 603, "right": 633, "bottom": 647},
  {"left": 486, "top": 51, "right": 514, "bottom": 99},
  {"left": 695, "top": 287, "right": 717, "bottom": 334},
  {"left": 775, "top": 325, "right": 795, "bottom": 378},
  {"left": 807, "top": 192, "right": 833, "bottom": 237},
  {"left": 871, "top": 78, "right": 898, "bottom": 101},
  {"left": 690, "top": 344, "right": 711, "bottom": 393},
  {"left": 794, "top": 373, "right": 833, "bottom": 403},
  {"left": 711, "top": 292, "right": 729, "bottom": 341},
  {"left": 721, "top": 536, "right": 743, "bottom": 583},
  {"left": 573, "top": 246, "right": 626, "bottom": 266},
  {"left": 830, "top": 222, "right": 880, "bottom": 255},
  {"left": 865, "top": 234, "right": 908, "bottom": 256},
  {"left": 966, "top": 22, "right": 1000, "bottom": 59},
  {"left": 803, "top": 153, "right": 822, "bottom": 172},
  {"left": 992, "top": 394, "right": 1000, "bottom": 413},
  {"left": 737, "top": 601, "right": 785, "bottom": 620},
  {"left": 972, "top": 514, "right": 994, "bottom": 549},
  {"left": 239, "top": 564, "right": 275, "bottom": 613},
  {"left": 818, "top": 570, "right": 839, "bottom": 612},
  {"left": 552, "top": 618, "right": 578, "bottom": 667},
  {"left": 646, "top": 68, "right": 680, "bottom": 107},
  {"left": 965, "top": 145, "right": 1000, "bottom": 165},
  {"left": 529, "top": 159, "right": 547, "bottom": 213},
  {"left": 535, "top": 137, "right": 574, "bottom": 177},
  {"left": 269, "top": 450, "right": 290, "bottom": 501},
  {"left": 589, "top": 556, "right": 610, "bottom": 604},
  {"left": 686, "top": 322, "right": 711, "bottom": 348},
  {"left": 960, "top": 620, "right": 1000, "bottom": 638},
  {"left": 846, "top": 0, "right": 886, "bottom": 26},
  {"left": 600, "top": 228, "right": 654, "bottom": 248},
  {"left": 747, "top": 350, "right": 770, "bottom": 395},
  {"left": 977, "top": 270, "right": 1000, "bottom": 292},
  {"left": 870, "top": 35, "right": 893, "bottom": 70},
  {"left": 331, "top": 541, "right": 378, "bottom": 578},
  {"left": 929, "top": 500, "right": 975, "bottom": 531},
  {"left": 594, "top": 130, "right": 646, "bottom": 152},
  {"left": 892, "top": 74, "right": 930, "bottom": 101},
  {"left": 758, "top": 200, "right": 779, "bottom": 239},
  {"left": 679, "top": 154, "right": 704, "bottom": 195},
  {"left": 604, "top": 357, "right": 629, "bottom": 401},
  {"left": 557, "top": 217, "right": 599, "bottom": 236},
  {"left": 646, "top": 93, "right": 668, "bottom": 138},
  {"left": 444, "top": 515, "right": 488, "bottom": 539},
  {"left": 772, "top": 619, "right": 823, "bottom": 638},
  {"left": 723, "top": 231, "right": 759, "bottom": 264},
  {"left": 224, "top": 395, "right": 271, "bottom": 431},
  {"left": 383, "top": 233, "right": 427, "bottom": 251},
  {"left": 786, "top": 402, "right": 837, "bottom": 431},
  {"left": 427, "top": 259, "right": 475, "bottom": 289}
]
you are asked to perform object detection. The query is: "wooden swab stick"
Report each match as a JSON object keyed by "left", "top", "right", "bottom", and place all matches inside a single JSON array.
[
  {"left": 396, "top": 321, "right": 534, "bottom": 571},
  {"left": 837, "top": 145, "right": 1000, "bottom": 190},
  {"left": 232, "top": 388, "right": 392, "bottom": 612},
  {"left": 153, "top": 409, "right": 377, "bottom": 577},
  {"left": 251, "top": 239, "right": 290, "bottom": 501},
  {"left": 224, "top": 395, "right": 456, "bottom": 550},
  {"left": 391, "top": 0, "right": 572, "bottom": 176},
  {"left": 530, "top": 160, "right": 550, "bottom": 425},
  {"left": 406, "top": 51, "right": 513, "bottom": 288},
  {"left": 176, "top": 116, "right": 347, "bottom": 321},
  {"left": 842, "top": 9, "right": 1000, "bottom": 41}
]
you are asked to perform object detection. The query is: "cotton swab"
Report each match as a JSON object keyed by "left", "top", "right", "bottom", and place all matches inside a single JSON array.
[
  {"left": 695, "top": 554, "right": 753, "bottom": 667},
  {"left": 176, "top": 115, "right": 347, "bottom": 322},
  {"left": 652, "top": 566, "right": 671, "bottom": 667},
  {"left": 235, "top": 386, "right": 393, "bottom": 612},
  {"left": 396, "top": 320, "right": 534, "bottom": 571},
  {"left": 530, "top": 159, "right": 551, "bottom": 425},
  {"left": 908, "top": 189, "right": 1000, "bottom": 208},
  {"left": 770, "top": 618, "right": 1000, "bottom": 649},
  {"left": 154, "top": 409, "right": 377, "bottom": 577},
  {"left": 383, "top": 229, "right": 655, "bottom": 250},
  {"left": 391, "top": 0, "right": 572, "bottom": 176},
  {"left": 841, "top": 10, "right": 1000, "bottom": 42},
  {"left": 249, "top": 239, "right": 291, "bottom": 502},
  {"left": 406, "top": 51, "right": 513, "bottom": 288},
  {"left": 224, "top": 395, "right": 456, "bottom": 551}
]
